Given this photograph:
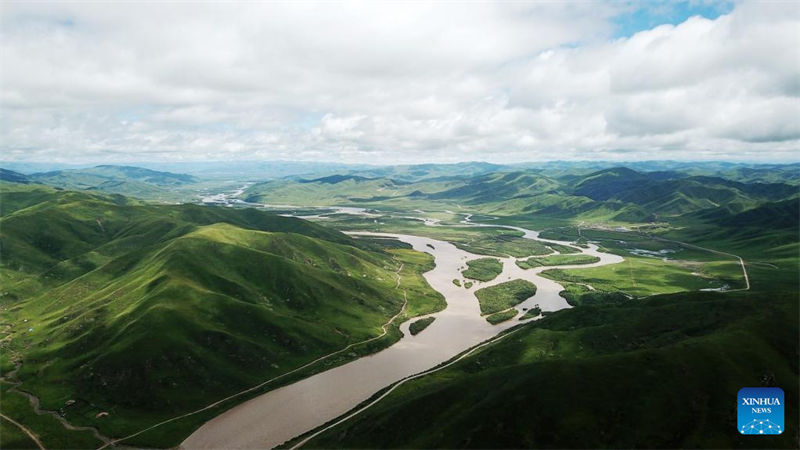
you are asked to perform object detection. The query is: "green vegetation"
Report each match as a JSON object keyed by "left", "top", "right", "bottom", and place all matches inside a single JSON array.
[
  {"left": 0, "top": 418, "right": 38, "bottom": 450},
  {"left": 485, "top": 309, "right": 518, "bottom": 324},
  {"left": 461, "top": 258, "right": 503, "bottom": 282},
  {"left": 519, "top": 305, "right": 542, "bottom": 320},
  {"left": 303, "top": 291, "right": 799, "bottom": 449},
  {"left": 2, "top": 161, "right": 798, "bottom": 449},
  {"left": 453, "top": 235, "right": 552, "bottom": 258},
  {"left": 474, "top": 280, "right": 537, "bottom": 315},
  {"left": 0, "top": 185, "right": 443, "bottom": 448},
  {"left": 0, "top": 381, "right": 100, "bottom": 449},
  {"left": 542, "top": 253, "right": 740, "bottom": 298},
  {"left": 516, "top": 254, "right": 600, "bottom": 269},
  {"left": 452, "top": 279, "right": 461, "bottom": 287},
  {"left": 546, "top": 243, "right": 581, "bottom": 254},
  {"left": 297, "top": 168, "right": 799, "bottom": 449},
  {"left": 409, "top": 317, "right": 435, "bottom": 335},
  {"left": 389, "top": 248, "right": 446, "bottom": 321}
]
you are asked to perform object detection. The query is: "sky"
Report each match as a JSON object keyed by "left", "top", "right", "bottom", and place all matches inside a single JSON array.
[{"left": 1, "top": 1, "right": 798, "bottom": 164}]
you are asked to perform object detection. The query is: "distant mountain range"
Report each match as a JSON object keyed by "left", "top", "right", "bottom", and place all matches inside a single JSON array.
[
  {"left": 3, "top": 162, "right": 798, "bottom": 226},
  {"left": 243, "top": 165, "right": 799, "bottom": 224},
  {"left": 1, "top": 165, "right": 197, "bottom": 200},
  {"left": 3, "top": 160, "right": 799, "bottom": 183}
]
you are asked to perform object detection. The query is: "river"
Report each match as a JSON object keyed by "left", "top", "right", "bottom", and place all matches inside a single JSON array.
[{"left": 181, "top": 217, "right": 622, "bottom": 449}]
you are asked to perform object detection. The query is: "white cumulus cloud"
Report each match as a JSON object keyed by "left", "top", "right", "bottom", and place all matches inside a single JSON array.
[{"left": 0, "top": 0, "right": 797, "bottom": 163}]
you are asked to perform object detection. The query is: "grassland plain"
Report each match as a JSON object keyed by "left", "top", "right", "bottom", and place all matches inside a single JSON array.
[
  {"left": 0, "top": 184, "right": 444, "bottom": 448},
  {"left": 461, "top": 257, "right": 503, "bottom": 282},
  {"left": 474, "top": 280, "right": 537, "bottom": 315},
  {"left": 530, "top": 226, "right": 749, "bottom": 302}
]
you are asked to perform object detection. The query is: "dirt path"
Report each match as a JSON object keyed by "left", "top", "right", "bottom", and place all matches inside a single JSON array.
[
  {"left": 1, "top": 412, "right": 46, "bottom": 450},
  {"left": 651, "top": 236, "right": 750, "bottom": 291},
  {"left": 1, "top": 351, "right": 113, "bottom": 447},
  {"left": 13, "top": 386, "right": 113, "bottom": 446},
  {"left": 1, "top": 356, "right": 113, "bottom": 446},
  {"left": 101, "top": 264, "right": 409, "bottom": 449}
]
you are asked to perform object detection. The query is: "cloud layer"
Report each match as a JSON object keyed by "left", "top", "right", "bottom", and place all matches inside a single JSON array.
[{"left": 1, "top": 1, "right": 797, "bottom": 163}]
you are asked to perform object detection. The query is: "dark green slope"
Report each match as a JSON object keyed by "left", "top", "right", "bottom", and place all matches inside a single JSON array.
[
  {"left": 19, "top": 225, "right": 404, "bottom": 413},
  {"left": 305, "top": 292, "right": 798, "bottom": 449},
  {"left": 0, "top": 169, "right": 31, "bottom": 184},
  {"left": 0, "top": 186, "right": 349, "bottom": 276},
  {"left": 572, "top": 168, "right": 797, "bottom": 216},
  {"left": 689, "top": 197, "right": 800, "bottom": 229},
  {"left": 572, "top": 167, "right": 654, "bottom": 200},
  {"left": 520, "top": 194, "right": 653, "bottom": 222}
]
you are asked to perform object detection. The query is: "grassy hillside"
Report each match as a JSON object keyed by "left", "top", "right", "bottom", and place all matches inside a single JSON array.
[
  {"left": 0, "top": 185, "right": 443, "bottom": 448},
  {"left": 571, "top": 168, "right": 797, "bottom": 217},
  {"left": 244, "top": 165, "right": 797, "bottom": 225},
  {"left": 303, "top": 291, "right": 799, "bottom": 449}
]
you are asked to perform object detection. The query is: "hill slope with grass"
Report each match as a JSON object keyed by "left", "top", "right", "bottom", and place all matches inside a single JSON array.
[
  {"left": 304, "top": 290, "right": 798, "bottom": 449},
  {"left": 0, "top": 185, "right": 442, "bottom": 448}
]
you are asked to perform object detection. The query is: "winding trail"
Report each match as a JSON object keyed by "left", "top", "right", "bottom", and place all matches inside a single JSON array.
[
  {"left": 1, "top": 350, "right": 112, "bottom": 447},
  {"left": 1, "top": 412, "right": 45, "bottom": 450},
  {"left": 650, "top": 236, "right": 750, "bottom": 291},
  {"left": 12, "top": 386, "right": 112, "bottom": 446}
]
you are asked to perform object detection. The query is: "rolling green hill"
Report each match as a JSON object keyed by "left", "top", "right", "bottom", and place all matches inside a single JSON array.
[
  {"left": 0, "top": 184, "right": 443, "bottom": 448},
  {"left": 243, "top": 165, "right": 797, "bottom": 224},
  {"left": 689, "top": 197, "right": 800, "bottom": 229},
  {"left": 571, "top": 169, "right": 797, "bottom": 217},
  {"left": 427, "top": 171, "right": 561, "bottom": 203},
  {"left": 243, "top": 175, "right": 436, "bottom": 205}
]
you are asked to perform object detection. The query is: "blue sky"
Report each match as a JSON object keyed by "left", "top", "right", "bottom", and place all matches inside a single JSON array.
[{"left": 614, "top": 1, "right": 736, "bottom": 37}]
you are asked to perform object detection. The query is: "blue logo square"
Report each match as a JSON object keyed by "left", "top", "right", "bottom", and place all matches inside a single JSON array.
[{"left": 738, "top": 387, "right": 784, "bottom": 435}]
